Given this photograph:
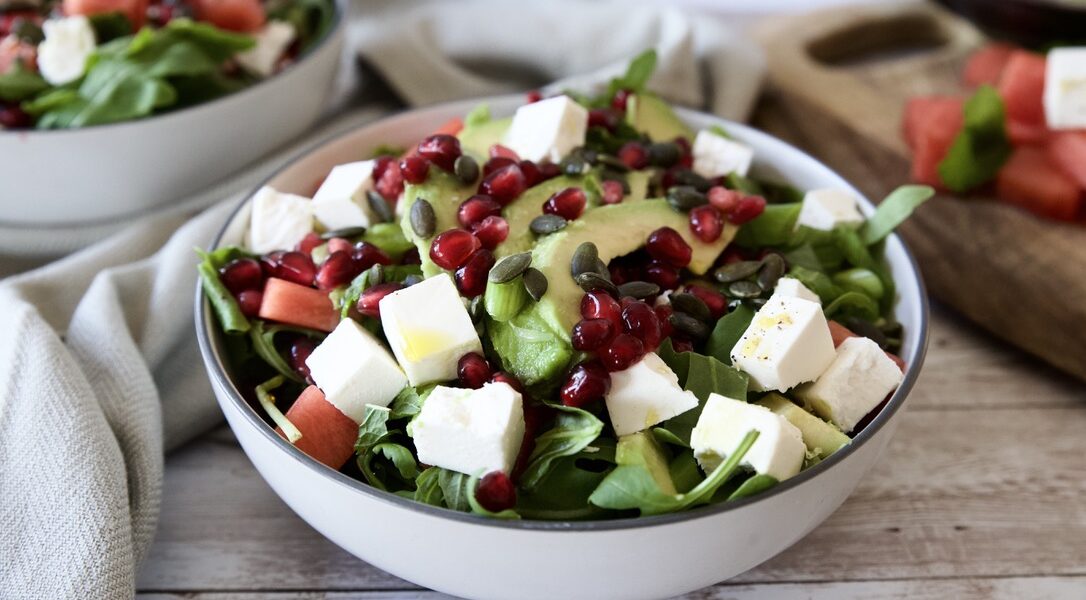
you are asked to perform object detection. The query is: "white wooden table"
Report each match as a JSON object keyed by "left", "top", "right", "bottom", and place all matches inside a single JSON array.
[{"left": 136, "top": 303, "right": 1086, "bottom": 599}]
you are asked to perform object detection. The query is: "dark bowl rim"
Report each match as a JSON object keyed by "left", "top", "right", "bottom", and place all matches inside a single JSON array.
[
  {"left": 0, "top": 0, "right": 346, "bottom": 137},
  {"left": 194, "top": 96, "right": 931, "bottom": 532}
]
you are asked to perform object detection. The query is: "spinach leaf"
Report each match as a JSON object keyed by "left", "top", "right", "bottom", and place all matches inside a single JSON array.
[
  {"left": 824, "top": 291, "right": 880, "bottom": 321},
  {"left": 704, "top": 304, "right": 755, "bottom": 365},
  {"left": 860, "top": 185, "right": 934, "bottom": 245},
  {"left": 733, "top": 203, "right": 802, "bottom": 247},
  {"left": 833, "top": 227, "right": 877, "bottom": 271},
  {"left": 788, "top": 265, "right": 843, "bottom": 304},
  {"left": 937, "top": 86, "right": 1012, "bottom": 193},
  {"left": 463, "top": 103, "right": 491, "bottom": 127},
  {"left": 832, "top": 268, "right": 884, "bottom": 301},
  {"left": 249, "top": 320, "right": 324, "bottom": 383},
  {"left": 614, "top": 49, "right": 657, "bottom": 94},
  {"left": 414, "top": 467, "right": 444, "bottom": 506},
  {"left": 466, "top": 474, "right": 521, "bottom": 520},
  {"left": 254, "top": 375, "right": 302, "bottom": 442},
  {"left": 88, "top": 12, "right": 133, "bottom": 43},
  {"left": 196, "top": 246, "right": 253, "bottom": 335},
  {"left": 656, "top": 338, "right": 692, "bottom": 383},
  {"left": 668, "top": 452, "right": 702, "bottom": 494},
  {"left": 726, "top": 474, "right": 778, "bottom": 501},
  {"left": 437, "top": 468, "right": 473, "bottom": 512},
  {"left": 517, "top": 440, "right": 618, "bottom": 521},
  {"left": 725, "top": 172, "right": 764, "bottom": 195},
  {"left": 651, "top": 427, "right": 688, "bottom": 448},
  {"left": 361, "top": 223, "right": 416, "bottom": 260},
  {"left": 267, "top": 0, "right": 335, "bottom": 49},
  {"left": 0, "top": 62, "right": 48, "bottom": 102},
  {"left": 520, "top": 405, "right": 604, "bottom": 492},
  {"left": 660, "top": 353, "right": 748, "bottom": 445}
]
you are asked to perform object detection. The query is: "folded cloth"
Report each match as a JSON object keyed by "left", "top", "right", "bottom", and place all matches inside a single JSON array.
[{"left": 0, "top": 2, "right": 764, "bottom": 597}]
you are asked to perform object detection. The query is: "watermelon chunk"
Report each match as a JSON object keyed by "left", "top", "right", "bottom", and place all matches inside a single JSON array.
[
  {"left": 963, "top": 43, "right": 1014, "bottom": 88},
  {"left": 63, "top": 0, "right": 148, "bottom": 28},
  {"left": 259, "top": 278, "right": 339, "bottom": 332},
  {"left": 191, "top": 0, "right": 266, "bottom": 33},
  {"left": 1007, "top": 119, "right": 1051, "bottom": 146},
  {"left": 997, "top": 51, "right": 1047, "bottom": 127},
  {"left": 902, "top": 96, "right": 963, "bottom": 187},
  {"left": 996, "top": 146, "right": 1083, "bottom": 221},
  {"left": 1047, "top": 131, "right": 1086, "bottom": 190},
  {"left": 278, "top": 385, "right": 358, "bottom": 469}
]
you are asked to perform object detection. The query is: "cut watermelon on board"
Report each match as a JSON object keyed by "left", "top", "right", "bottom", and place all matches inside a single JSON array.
[
  {"left": 902, "top": 96, "right": 963, "bottom": 187},
  {"left": 963, "top": 43, "right": 1014, "bottom": 88},
  {"left": 997, "top": 50, "right": 1047, "bottom": 127},
  {"left": 191, "top": 0, "right": 266, "bottom": 33},
  {"left": 1047, "top": 132, "right": 1086, "bottom": 190},
  {"left": 1007, "top": 119, "right": 1051, "bottom": 146},
  {"left": 277, "top": 385, "right": 358, "bottom": 469},
  {"left": 259, "top": 278, "right": 339, "bottom": 332},
  {"left": 63, "top": 0, "right": 148, "bottom": 28},
  {"left": 996, "top": 146, "right": 1083, "bottom": 221}
]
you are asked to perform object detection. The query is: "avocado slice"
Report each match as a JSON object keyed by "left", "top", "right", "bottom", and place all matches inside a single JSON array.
[
  {"left": 487, "top": 306, "right": 573, "bottom": 386},
  {"left": 494, "top": 174, "right": 601, "bottom": 258},
  {"left": 626, "top": 93, "right": 695, "bottom": 142},
  {"left": 458, "top": 116, "right": 512, "bottom": 161},
  {"left": 400, "top": 171, "right": 477, "bottom": 277},
  {"left": 616, "top": 431, "right": 677, "bottom": 495},
  {"left": 756, "top": 393, "right": 850, "bottom": 460}
]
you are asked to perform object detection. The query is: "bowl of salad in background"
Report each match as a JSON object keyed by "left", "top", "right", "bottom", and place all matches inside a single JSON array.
[
  {"left": 0, "top": 0, "right": 344, "bottom": 225},
  {"left": 195, "top": 56, "right": 930, "bottom": 600}
]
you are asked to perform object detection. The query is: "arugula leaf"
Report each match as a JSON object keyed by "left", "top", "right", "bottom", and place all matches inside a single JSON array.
[
  {"left": 704, "top": 304, "right": 755, "bottom": 365},
  {"left": 860, "top": 185, "right": 935, "bottom": 245},
  {"left": 0, "top": 62, "right": 48, "bottom": 102},
  {"left": 88, "top": 12, "right": 133, "bottom": 43},
  {"left": 938, "top": 86, "right": 1012, "bottom": 193},
  {"left": 520, "top": 405, "right": 604, "bottom": 491},
  {"left": 389, "top": 384, "right": 434, "bottom": 420},
  {"left": 437, "top": 468, "right": 473, "bottom": 512},
  {"left": 354, "top": 405, "right": 392, "bottom": 455},
  {"left": 255, "top": 375, "right": 302, "bottom": 442},
  {"left": 463, "top": 103, "right": 491, "bottom": 127},
  {"left": 726, "top": 474, "right": 778, "bottom": 501},
  {"left": 824, "top": 291, "right": 880, "bottom": 321},
  {"left": 725, "top": 172, "right": 764, "bottom": 196},
  {"left": 661, "top": 353, "right": 748, "bottom": 445},
  {"left": 249, "top": 321, "right": 324, "bottom": 383},
  {"left": 267, "top": 0, "right": 335, "bottom": 49},
  {"left": 466, "top": 474, "right": 521, "bottom": 520},
  {"left": 414, "top": 467, "right": 444, "bottom": 506},
  {"left": 359, "top": 442, "right": 419, "bottom": 490},
  {"left": 733, "top": 203, "right": 802, "bottom": 247},
  {"left": 196, "top": 246, "right": 253, "bottom": 335}
]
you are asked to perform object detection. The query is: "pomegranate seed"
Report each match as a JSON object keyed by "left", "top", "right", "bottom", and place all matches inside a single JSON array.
[
  {"left": 689, "top": 205, "right": 724, "bottom": 243},
  {"left": 219, "top": 258, "right": 264, "bottom": 295},
  {"left": 316, "top": 250, "right": 362, "bottom": 290},
  {"left": 560, "top": 361, "right": 611, "bottom": 407},
  {"left": 611, "top": 88, "right": 632, "bottom": 112},
  {"left": 289, "top": 337, "right": 317, "bottom": 381},
  {"left": 489, "top": 144, "right": 520, "bottom": 160},
  {"left": 621, "top": 301, "right": 662, "bottom": 350},
  {"left": 580, "top": 290, "right": 622, "bottom": 327},
  {"left": 430, "top": 229, "right": 482, "bottom": 270},
  {"left": 454, "top": 249, "right": 495, "bottom": 297},
  {"left": 618, "top": 142, "right": 649, "bottom": 169},
  {"left": 674, "top": 136, "right": 693, "bottom": 168},
  {"left": 708, "top": 186, "right": 742, "bottom": 212},
  {"left": 475, "top": 471, "right": 517, "bottom": 512},
  {"left": 479, "top": 163, "right": 527, "bottom": 205},
  {"left": 458, "top": 352, "right": 492, "bottom": 389},
  {"left": 373, "top": 156, "right": 395, "bottom": 180},
  {"left": 297, "top": 232, "right": 323, "bottom": 255},
  {"left": 672, "top": 338, "right": 694, "bottom": 353},
  {"left": 490, "top": 371, "right": 524, "bottom": 393},
  {"left": 417, "top": 134, "right": 462, "bottom": 171},
  {"left": 643, "top": 261, "right": 680, "bottom": 290},
  {"left": 608, "top": 262, "right": 638, "bottom": 286},
  {"left": 686, "top": 285, "right": 728, "bottom": 319},
  {"left": 655, "top": 304, "right": 675, "bottom": 339},
  {"left": 601, "top": 333, "right": 645, "bottom": 372},
  {"left": 483, "top": 156, "right": 517, "bottom": 176},
  {"left": 352, "top": 242, "right": 392, "bottom": 269},
  {"left": 375, "top": 159, "right": 404, "bottom": 201},
  {"left": 588, "top": 108, "right": 620, "bottom": 131},
  {"left": 660, "top": 167, "right": 680, "bottom": 192},
  {"left": 471, "top": 216, "right": 509, "bottom": 250},
  {"left": 0, "top": 104, "right": 31, "bottom": 129},
  {"left": 356, "top": 282, "right": 404, "bottom": 319},
  {"left": 600, "top": 180, "right": 624, "bottom": 205},
  {"left": 720, "top": 246, "right": 748, "bottom": 265},
  {"left": 259, "top": 251, "right": 284, "bottom": 278},
  {"left": 457, "top": 194, "right": 502, "bottom": 228},
  {"left": 399, "top": 155, "right": 430, "bottom": 184},
  {"left": 646, "top": 227, "right": 692, "bottom": 268},
  {"left": 276, "top": 251, "right": 317, "bottom": 287},
  {"left": 513, "top": 402, "right": 551, "bottom": 481},
  {"left": 727, "top": 195, "right": 767, "bottom": 225},
  {"left": 327, "top": 237, "right": 353, "bottom": 255},
  {"left": 538, "top": 162, "right": 561, "bottom": 181},
  {"left": 400, "top": 246, "right": 421, "bottom": 265},
  {"left": 526, "top": 90, "right": 543, "bottom": 103},
  {"left": 542, "top": 187, "right": 586, "bottom": 220},
  {"left": 518, "top": 160, "right": 543, "bottom": 187},
  {"left": 571, "top": 318, "right": 615, "bottom": 351},
  {"left": 236, "top": 289, "right": 263, "bottom": 317}
]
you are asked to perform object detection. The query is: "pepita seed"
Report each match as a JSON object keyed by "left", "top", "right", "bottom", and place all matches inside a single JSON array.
[
  {"left": 714, "top": 260, "right": 762, "bottom": 283},
  {"left": 570, "top": 242, "right": 600, "bottom": 277},
  {"left": 617, "top": 280, "right": 661, "bottom": 299},
  {"left": 757, "top": 253, "right": 786, "bottom": 290},
  {"left": 523, "top": 267, "right": 548, "bottom": 301},
  {"left": 469, "top": 295, "right": 485, "bottom": 320},
  {"left": 595, "top": 155, "right": 630, "bottom": 172},
  {"left": 366, "top": 191, "right": 394, "bottom": 223},
  {"left": 489, "top": 252, "right": 532, "bottom": 283},
  {"left": 669, "top": 312, "right": 709, "bottom": 340},
  {"left": 366, "top": 263, "right": 384, "bottom": 286},
  {"left": 453, "top": 155, "right": 480, "bottom": 184},
  {"left": 575, "top": 272, "right": 618, "bottom": 296},
  {"left": 670, "top": 292, "right": 711, "bottom": 322},
  {"left": 593, "top": 258, "right": 609, "bottom": 278},
  {"left": 560, "top": 155, "right": 589, "bottom": 176},
  {"left": 749, "top": 297, "right": 768, "bottom": 309},
  {"left": 728, "top": 280, "right": 762, "bottom": 299},
  {"left": 530, "top": 214, "right": 568, "bottom": 235},
  {"left": 666, "top": 185, "right": 708, "bottom": 212},
  {"left": 320, "top": 226, "right": 367, "bottom": 240},
  {"left": 410, "top": 198, "right": 436, "bottom": 238},
  {"left": 672, "top": 169, "right": 712, "bottom": 192},
  {"left": 403, "top": 274, "right": 423, "bottom": 287},
  {"left": 648, "top": 142, "right": 681, "bottom": 167}
]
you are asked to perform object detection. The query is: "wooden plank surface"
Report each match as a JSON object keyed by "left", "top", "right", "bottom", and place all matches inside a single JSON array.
[{"left": 137, "top": 305, "right": 1086, "bottom": 599}]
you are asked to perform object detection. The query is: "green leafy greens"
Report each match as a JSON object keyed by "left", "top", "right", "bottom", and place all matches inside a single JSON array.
[{"left": 937, "top": 85, "right": 1012, "bottom": 193}]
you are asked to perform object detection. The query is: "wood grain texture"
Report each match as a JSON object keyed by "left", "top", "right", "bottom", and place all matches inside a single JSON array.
[{"left": 754, "top": 2, "right": 1086, "bottom": 383}]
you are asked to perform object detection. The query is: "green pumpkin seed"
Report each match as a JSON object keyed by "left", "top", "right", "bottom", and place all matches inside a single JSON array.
[
  {"left": 728, "top": 280, "right": 762, "bottom": 299},
  {"left": 617, "top": 281, "right": 660, "bottom": 299},
  {"left": 489, "top": 252, "right": 532, "bottom": 283},
  {"left": 749, "top": 297, "right": 768, "bottom": 309},
  {"left": 593, "top": 258, "right": 609, "bottom": 278},
  {"left": 714, "top": 260, "right": 762, "bottom": 283},
  {"left": 523, "top": 267, "right": 548, "bottom": 301},
  {"left": 403, "top": 274, "right": 423, "bottom": 287},
  {"left": 673, "top": 169, "right": 712, "bottom": 192},
  {"left": 320, "top": 226, "right": 367, "bottom": 240},
  {"left": 453, "top": 155, "right": 480, "bottom": 184},
  {"left": 530, "top": 214, "right": 567, "bottom": 235},
  {"left": 669, "top": 312, "right": 709, "bottom": 340},
  {"left": 666, "top": 185, "right": 708, "bottom": 212},
  {"left": 575, "top": 272, "right": 618, "bottom": 296},
  {"left": 570, "top": 242, "right": 600, "bottom": 277},
  {"left": 366, "top": 191, "right": 394, "bottom": 223},
  {"left": 560, "top": 155, "right": 589, "bottom": 176},
  {"left": 670, "top": 292, "right": 711, "bottom": 322},
  {"left": 410, "top": 198, "right": 436, "bottom": 238},
  {"left": 469, "top": 295, "right": 485, "bottom": 320},
  {"left": 757, "top": 253, "right": 787, "bottom": 290},
  {"left": 648, "top": 142, "right": 681, "bottom": 167},
  {"left": 595, "top": 155, "right": 630, "bottom": 173},
  {"left": 366, "top": 263, "right": 384, "bottom": 286}
]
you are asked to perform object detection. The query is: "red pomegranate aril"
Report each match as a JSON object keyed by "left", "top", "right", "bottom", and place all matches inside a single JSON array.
[
  {"left": 236, "top": 290, "right": 263, "bottom": 318},
  {"left": 454, "top": 249, "right": 495, "bottom": 297},
  {"left": 600, "top": 179, "right": 624, "bottom": 205},
  {"left": 316, "top": 250, "right": 361, "bottom": 290},
  {"left": 430, "top": 229, "right": 482, "bottom": 270},
  {"left": 643, "top": 261, "right": 680, "bottom": 290},
  {"left": 374, "top": 159, "right": 404, "bottom": 201},
  {"left": 479, "top": 163, "right": 527, "bottom": 205},
  {"left": 489, "top": 144, "right": 520, "bottom": 160},
  {"left": 220, "top": 258, "right": 264, "bottom": 295},
  {"left": 674, "top": 136, "right": 693, "bottom": 168},
  {"left": 327, "top": 237, "right": 353, "bottom": 255},
  {"left": 518, "top": 160, "right": 543, "bottom": 187},
  {"left": 609, "top": 261, "right": 639, "bottom": 286},
  {"left": 399, "top": 155, "right": 431, "bottom": 184},
  {"left": 602, "top": 333, "right": 645, "bottom": 372},
  {"left": 588, "top": 108, "right": 620, "bottom": 131},
  {"left": 538, "top": 162, "right": 561, "bottom": 181},
  {"left": 571, "top": 318, "right": 615, "bottom": 351},
  {"left": 356, "top": 282, "right": 405, "bottom": 319},
  {"left": 708, "top": 186, "right": 741, "bottom": 212},
  {"left": 618, "top": 142, "right": 649, "bottom": 169},
  {"left": 457, "top": 352, "right": 492, "bottom": 389},
  {"left": 672, "top": 338, "right": 694, "bottom": 353},
  {"left": 482, "top": 156, "right": 517, "bottom": 176},
  {"left": 526, "top": 89, "right": 543, "bottom": 103},
  {"left": 277, "top": 251, "right": 317, "bottom": 287},
  {"left": 0, "top": 104, "right": 31, "bottom": 129},
  {"left": 686, "top": 285, "right": 728, "bottom": 319},
  {"left": 297, "top": 232, "right": 323, "bottom": 255},
  {"left": 611, "top": 88, "right": 632, "bottom": 111},
  {"left": 417, "top": 134, "right": 462, "bottom": 171},
  {"left": 580, "top": 290, "right": 623, "bottom": 327},
  {"left": 727, "top": 195, "right": 767, "bottom": 225},
  {"left": 655, "top": 304, "right": 675, "bottom": 339},
  {"left": 646, "top": 227, "right": 692, "bottom": 268},
  {"left": 689, "top": 204, "right": 724, "bottom": 243},
  {"left": 400, "top": 246, "right": 421, "bottom": 265},
  {"left": 621, "top": 301, "right": 662, "bottom": 350},
  {"left": 720, "top": 246, "right": 747, "bottom": 265},
  {"left": 542, "top": 187, "right": 587, "bottom": 220},
  {"left": 457, "top": 194, "right": 502, "bottom": 228},
  {"left": 289, "top": 337, "right": 317, "bottom": 381},
  {"left": 373, "top": 155, "right": 395, "bottom": 180},
  {"left": 475, "top": 471, "right": 517, "bottom": 512},
  {"left": 471, "top": 216, "right": 509, "bottom": 250},
  {"left": 490, "top": 371, "right": 524, "bottom": 393},
  {"left": 352, "top": 242, "right": 392, "bottom": 269},
  {"left": 513, "top": 402, "right": 551, "bottom": 481},
  {"left": 560, "top": 361, "right": 611, "bottom": 408}
]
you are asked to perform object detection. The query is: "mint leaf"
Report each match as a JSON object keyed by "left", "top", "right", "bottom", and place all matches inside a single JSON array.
[
  {"left": 860, "top": 185, "right": 934, "bottom": 245},
  {"left": 520, "top": 405, "right": 604, "bottom": 491},
  {"left": 937, "top": 85, "right": 1012, "bottom": 192}
]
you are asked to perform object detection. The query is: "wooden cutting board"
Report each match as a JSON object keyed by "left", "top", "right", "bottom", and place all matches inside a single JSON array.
[{"left": 750, "top": 2, "right": 1086, "bottom": 382}]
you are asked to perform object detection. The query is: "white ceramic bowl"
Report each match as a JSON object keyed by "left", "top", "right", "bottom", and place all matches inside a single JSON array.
[
  {"left": 195, "top": 97, "right": 930, "bottom": 600},
  {"left": 0, "top": 1, "right": 346, "bottom": 227}
]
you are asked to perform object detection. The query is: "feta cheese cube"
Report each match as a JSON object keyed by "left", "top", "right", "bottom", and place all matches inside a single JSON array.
[
  {"left": 795, "top": 336, "right": 904, "bottom": 433},
  {"left": 411, "top": 382, "right": 526, "bottom": 476},
  {"left": 731, "top": 295, "right": 835, "bottom": 392},
  {"left": 311, "top": 161, "right": 377, "bottom": 231},
  {"left": 690, "top": 393, "right": 805, "bottom": 481},
  {"left": 247, "top": 186, "right": 314, "bottom": 254},
  {"left": 236, "top": 21, "right": 297, "bottom": 78},
  {"left": 692, "top": 129, "right": 755, "bottom": 179},
  {"left": 605, "top": 352, "right": 699, "bottom": 436},
  {"left": 305, "top": 319, "right": 407, "bottom": 422},
  {"left": 772, "top": 276, "right": 821, "bottom": 304},
  {"left": 1044, "top": 47, "right": 1086, "bottom": 130},
  {"left": 379, "top": 274, "right": 483, "bottom": 386},
  {"left": 503, "top": 95, "right": 588, "bottom": 163},
  {"left": 795, "top": 188, "right": 865, "bottom": 231},
  {"left": 37, "top": 16, "right": 96, "bottom": 86}
]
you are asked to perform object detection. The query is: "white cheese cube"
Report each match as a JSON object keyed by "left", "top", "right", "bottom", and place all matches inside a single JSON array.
[
  {"left": 379, "top": 273, "right": 483, "bottom": 386},
  {"left": 731, "top": 295, "right": 835, "bottom": 392},
  {"left": 305, "top": 319, "right": 407, "bottom": 422},
  {"left": 692, "top": 129, "right": 755, "bottom": 179},
  {"left": 412, "top": 382, "right": 525, "bottom": 476},
  {"left": 1044, "top": 47, "right": 1086, "bottom": 130},
  {"left": 247, "top": 186, "right": 314, "bottom": 254},
  {"left": 795, "top": 336, "right": 904, "bottom": 433},
  {"left": 312, "top": 161, "right": 377, "bottom": 231},
  {"left": 605, "top": 352, "right": 699, "bottom": 437},
  {"left": 795, "top": 188, "right": 865, "bottom": 231},
  {"left": 236, "top": 21, "right": 296, "bottom": 78},
  {"left": 38, "top": 16, "right": 96, "bottom": 86},
  {"left": 503, "top": 95, "right": 588, "bottom": 163},
  {"left": 772, "top": 276, "right": 821, "bottom": 304},
  {"left": 690, "top": 393, "right": 805, "bottom": 481}
]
